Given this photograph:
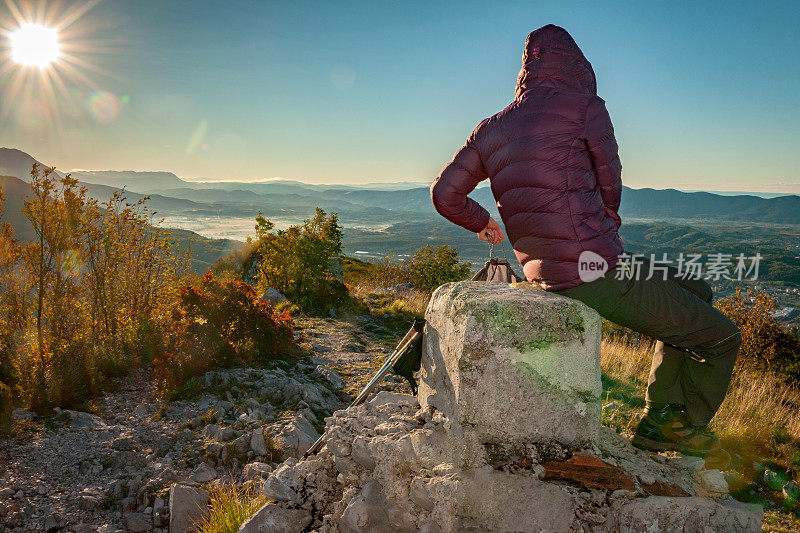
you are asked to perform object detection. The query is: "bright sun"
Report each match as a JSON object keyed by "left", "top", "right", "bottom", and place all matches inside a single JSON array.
[{"left": 10, "top": 22, "right": 60, "bottom": 68}]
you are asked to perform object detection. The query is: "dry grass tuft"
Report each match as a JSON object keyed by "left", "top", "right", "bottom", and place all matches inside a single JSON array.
[
  {"left": 196, "top": 481, "right": 269, "bottom": 533},
  {"left": 361, "top": 287, "right": 430, "bottom": 318},
  {"left": 601, "top": 338, "right": 652, "bottom": 384},
  {"left": 714, "top": 370, "right": 800, "bottom": 466}
]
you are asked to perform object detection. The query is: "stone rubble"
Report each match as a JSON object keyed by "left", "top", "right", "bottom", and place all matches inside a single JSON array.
[
  {"left": 246, "top": 391, "right": 762, "bottom": 532},
  {"left": 0, "top": 292, "right": 769, "bottom": 532},
  {"left": 0, "top": 314, "right": 378, "bottom": 533}
]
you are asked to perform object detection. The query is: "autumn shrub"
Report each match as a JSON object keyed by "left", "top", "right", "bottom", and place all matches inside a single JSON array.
[
  {"left": 212, "top": 240, "right": 259, "bottom": 284},
  {"left": 83, "top": 190, "right": 191, "bottom": 366},
  {"left": 0, "top": 339, "right": 13, "bottom": 433},
  {"left": 716, "top": 288, "right": 800, "bottom": 382},
  {"left": 0, "top": 189, "right": 19, "bottom": 429},
  {"left": 0, "top": 164, "right": 191, "bottom": 416},
  {"left": 407, "top": 243, "right": 471, "bottom": 293},
  {"left": 342, "top": 248, "right": 469, "bottom": 319},
  {"left": 154, "top": 271, "right": 294, "bottom": 398},
  {"left": 254, "top": 208, "right": 348, "bottom": 314}
]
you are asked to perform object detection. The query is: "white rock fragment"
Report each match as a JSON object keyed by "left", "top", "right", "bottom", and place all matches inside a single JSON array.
[
  {"left": 243, "top": 462, "right": 273, "bottom": 481},
  {"left": 697, "top": 469, "right": 729, "bottom": 494},
  {"left": 261, "top": 288, "right": 287, "bottom": 305}
]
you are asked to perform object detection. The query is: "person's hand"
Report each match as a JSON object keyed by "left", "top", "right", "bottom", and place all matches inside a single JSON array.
[{"left": 477, "top": 217, "right": 504, "bottom": 244}]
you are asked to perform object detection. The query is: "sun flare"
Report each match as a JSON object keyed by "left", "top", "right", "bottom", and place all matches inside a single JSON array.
[
  {"left": 9, "top": 22, "right": 60, "bottom": 68},
  {"left": 1, "top": 0, "right": 116, "bottom": 134}
]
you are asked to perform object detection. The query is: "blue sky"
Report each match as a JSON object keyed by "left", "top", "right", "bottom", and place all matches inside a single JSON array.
[{"left": 1, "top": 0, "right": 798, "bottom": 191}]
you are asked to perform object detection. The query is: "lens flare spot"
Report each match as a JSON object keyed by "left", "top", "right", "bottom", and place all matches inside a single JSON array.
[
  {"left": 87, "top": 91, "right": 121, "bottom": 123},
  {"left": 185, "top": 120, "right": 209, "bottom": 155}
]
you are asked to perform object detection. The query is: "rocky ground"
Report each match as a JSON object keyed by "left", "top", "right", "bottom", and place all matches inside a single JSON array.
[
  {"left": 0, "top": 314, "right": 409, "bottom": 533},
  {"left": 0, "top": 306, "right": 778, "bottom": 532},
  {"left": 239, "top": 392, "right": 761, "bottom": 532}
]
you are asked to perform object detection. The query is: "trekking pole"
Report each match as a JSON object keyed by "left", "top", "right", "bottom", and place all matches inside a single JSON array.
[{"left": 303, "top": 325, "right": 423, "bottom": 458}]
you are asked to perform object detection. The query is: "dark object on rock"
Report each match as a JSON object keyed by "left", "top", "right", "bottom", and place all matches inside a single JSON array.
[
  {"left": 542, "top": 454, "right": 636, "bottom": 491},
  {"left": 391, "top": 318, "right": 426, "bottom": 394},
  {"left": 471, "top": 258, "right": 522, "bottom": 283},
  {"left": 642, "top": 480, "right": 691, "bottom": 497}
]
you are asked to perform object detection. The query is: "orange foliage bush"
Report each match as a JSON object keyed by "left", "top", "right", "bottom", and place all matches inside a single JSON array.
[
  {"left": 153, "top": 271, "right": 294, "bottom": 398},
  {"left": 716, "top": 288, "right": 800, "bottom": 382}
]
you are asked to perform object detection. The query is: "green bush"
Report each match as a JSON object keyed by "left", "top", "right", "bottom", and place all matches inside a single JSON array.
[
  {"left": 254, "top": 208, "right": 347, "bottom": 314},
  {"left": 407, "top": 244, "right": 471, "bottom": 293},
  {"left": 153, "top": 271, "right": 295, "bottom": 398}
]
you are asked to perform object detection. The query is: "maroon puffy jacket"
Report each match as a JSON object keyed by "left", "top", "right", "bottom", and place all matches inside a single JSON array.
[{"left": 431, "top": 24, "right": 623, "bottom": 290}]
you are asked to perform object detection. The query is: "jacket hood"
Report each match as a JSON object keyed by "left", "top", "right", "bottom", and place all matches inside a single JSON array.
[{"left": 515, "top": 24, "right": 597, "bottom": 99}]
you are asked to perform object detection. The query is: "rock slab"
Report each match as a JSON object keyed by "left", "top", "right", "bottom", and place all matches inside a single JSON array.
[
  {"left": 610, "top": 496, "right": 763, "bottom": 532},
  {"left": 169, "top": 484, "right": 210, "bottom": 533},
  {"left": 238, "top": 503, "right": 311, "bottom": 533},
  {"left": 419, "top": 281, "right": 602, "bottom": 449}
]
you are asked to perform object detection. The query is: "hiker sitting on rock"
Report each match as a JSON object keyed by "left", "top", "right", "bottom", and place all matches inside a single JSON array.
[{"left": 430, "top": 24, "right": 741, "bottom": 459}]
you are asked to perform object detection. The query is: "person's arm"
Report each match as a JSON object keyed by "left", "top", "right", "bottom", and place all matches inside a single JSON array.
[
  {"left": 585, "top": 97, "right": 623, "bottom": 228},
  {"left": 431, "top": 126, "right": 491, "bottom": 234}
]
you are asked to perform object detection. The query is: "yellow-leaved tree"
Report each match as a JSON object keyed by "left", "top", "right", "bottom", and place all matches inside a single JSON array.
[{"left": 0, "top": 164, "right": 192, "bottom": 419}]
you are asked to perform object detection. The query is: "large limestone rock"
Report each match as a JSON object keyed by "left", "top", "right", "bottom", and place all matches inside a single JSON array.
[
  {"left": 609, "top": 496, "right": 763, "bottom": 532},
  {"left": 420, "top": 281, "right": 602, "bottom": 449}
]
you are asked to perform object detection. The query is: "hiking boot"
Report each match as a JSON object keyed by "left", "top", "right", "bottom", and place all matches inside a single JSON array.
[{"left": 631, "top": 404, "right": 722, "bottom": 457}]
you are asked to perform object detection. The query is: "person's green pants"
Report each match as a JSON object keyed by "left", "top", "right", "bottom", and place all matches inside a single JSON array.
[{"left": 555, "top": 262, "right": 741, "bottom": 426}]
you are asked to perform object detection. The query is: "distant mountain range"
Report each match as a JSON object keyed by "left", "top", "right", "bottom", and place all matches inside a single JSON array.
[
  {"left": 0, "top": 147, "right": 65, "bottom": 181},
  {"left": 0, "top": 149, "right": 240, "bottom": 272},
  {"left": 3, "top": 147, "right": 800, "bottom": 235}
]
